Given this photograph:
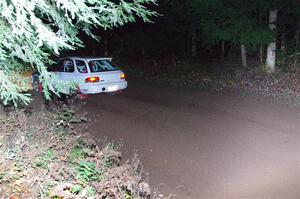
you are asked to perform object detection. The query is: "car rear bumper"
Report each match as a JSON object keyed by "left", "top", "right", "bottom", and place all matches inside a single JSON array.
[{"left": 79, "top": 81, "right": 128, "bottom": 94}]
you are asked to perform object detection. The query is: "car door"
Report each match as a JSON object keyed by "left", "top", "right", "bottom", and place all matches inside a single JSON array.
[
  {"left": 55, "top": 59, "right": 77, "bottom": 93},
  {"left": 74, "top": 59, "right": 90, "bottom": 85}
]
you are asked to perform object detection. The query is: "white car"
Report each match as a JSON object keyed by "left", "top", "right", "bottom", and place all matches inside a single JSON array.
[{"left": 33, "top": 57, "right": 128, "bottom": 96}]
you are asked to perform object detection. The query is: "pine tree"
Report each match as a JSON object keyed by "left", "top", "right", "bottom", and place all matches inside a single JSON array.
[{"left": 0, "top": 0, "right": 157, "bottom": 106}]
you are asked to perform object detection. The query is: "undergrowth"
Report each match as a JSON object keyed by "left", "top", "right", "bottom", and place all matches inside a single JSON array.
[
  {"left": 125, "top": 59, "right": 300, "bottom": 105},
  {"left": 0, "top": 107, "right": 161, "bottom": 199}
]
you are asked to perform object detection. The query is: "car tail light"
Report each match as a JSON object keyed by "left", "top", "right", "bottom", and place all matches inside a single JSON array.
[
  {"left": 85, "top": 76, "right": 99, "bottom": 83},
  {"left": 120, "top": 73, "right": 126, "bottom": 80}
]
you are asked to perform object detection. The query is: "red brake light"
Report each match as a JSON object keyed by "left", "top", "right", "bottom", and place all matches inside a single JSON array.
[
  {"left": 85, "top": 76, "right": 99, "bottom": 83},
  {"left": 120, "top": 73, "right": 125, "bottom": 80}
]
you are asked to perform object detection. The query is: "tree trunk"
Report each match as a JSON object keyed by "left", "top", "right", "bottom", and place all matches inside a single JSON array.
[
  {"left": 119, "top": 37, "right": 124, "bottom": 60},
  {"left": 241, "top": 44, "right": 247, "bottom": 67},
  {"left": 227, "top": 43, "right": 233, "bottom": 58},
  {"left": 293, "top": 29, "right": 300, "bottom": 68},
  {"left": 265, "top": 9, "right": 278, "bottom": 73},
  {"left": 280, "top": 33, "right": 286, "bottom": 65},
  {"left": 191, "top": 32, "right": 197, "bottom": 58},
  {"left": 259, "top": 8, "right": 263, "bottom": 64},
  {"left": 104, "top": 32, "right": 108, "bottom": 56},
  {"left": 259, "top": 45, "right": 263, "bottom": 64},
  {"left": 281, "top": 33, "right": 286, "bottom": 51},
  {"left": 92, "top": 40, "right": 96, "bottom": 56},
  {"left": 221, "top": 41, "right": 225, "bottom": 61},
  {"left": 142, "top": 47, "right": 145, "bottom": 62},
  {"left": 184, "top": 32, "right": 189, "bottom": 57}
]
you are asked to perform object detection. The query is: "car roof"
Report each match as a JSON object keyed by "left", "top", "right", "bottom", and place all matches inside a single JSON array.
[{"left": 62, "top": 56, "right": 112, "bottom": 61}]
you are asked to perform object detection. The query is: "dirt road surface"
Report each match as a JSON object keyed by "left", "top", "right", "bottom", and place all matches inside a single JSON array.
[{"left": 82, "top": 81, "right": 300, "bottom": 199}]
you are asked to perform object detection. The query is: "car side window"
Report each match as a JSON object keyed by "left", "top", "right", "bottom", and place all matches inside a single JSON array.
[
  {"left": 58, "top": 59, "right": 74, "bottom": 73},
  {"left": 75, "top": 60, "right": 88, "bottom": 73},
  {"left": 48, "top": 63, "right": 58, "bottom": 72},
  {"left": 48, "top": 60, "right": 61, "bottom": 72}
]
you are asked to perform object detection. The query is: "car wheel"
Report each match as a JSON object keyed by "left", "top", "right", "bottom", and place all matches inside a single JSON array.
[{"left": 32, "top": 78, "right": 41, "bottom": 95}]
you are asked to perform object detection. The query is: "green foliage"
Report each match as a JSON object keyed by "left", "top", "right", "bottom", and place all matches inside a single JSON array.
[
  {"left": 0, "top": 171, "right": 7, "bottom": 180},
  {"left": 75, "top": 161, "right": 104, "bottom": 182},
  {"left": 69, "top": 139, "right": 88, "bottom": 163},
  {"left": 46, "top": 108, "right": 86, "bottom": 129},
  {"left": 0, "top": 109, "right": 152, "bottom": 198},
  {"left": 190, "top": 0, "right": 274, "bottom": 48},
  {"left": 71, "top": 184, "right": 83, "bottom": 194},
  {"left": 165, "top": 0, "right": 300, "bottom": 55},
  {"left": 0, "top": 0, "right": 157, "bottom": 106},
  {"left": 34, "top": 149, "right": 54, "bottom": 169},
  {"left": 86, "top": 186, "right": 96, "bottom": 197},
  {"left": 200, "top": 16, "right": 274, "bottom": 49}
]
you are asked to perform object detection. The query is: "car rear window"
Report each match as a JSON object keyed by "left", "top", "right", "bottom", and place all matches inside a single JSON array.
[{"left": 88, "top": 60, "right": 119, "bottom": 73}]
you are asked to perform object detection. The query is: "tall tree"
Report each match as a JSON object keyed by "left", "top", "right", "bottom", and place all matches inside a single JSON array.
[
  {"left": 241, "top": 44, "right": 247, "bottom": 67},
  {"left": 265, "top": 9, "right": 278, "bottom": 73},
  {"left": 0, "top": 0, "right": 157, "bottom": 105},
  {"left": 166, "top": 0, "right": 274, "bottom": 65}
]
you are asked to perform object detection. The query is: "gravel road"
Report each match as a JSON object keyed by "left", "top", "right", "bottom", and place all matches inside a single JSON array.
[{"left": 82, "top": 81, "right": 300, "bottom": 199}]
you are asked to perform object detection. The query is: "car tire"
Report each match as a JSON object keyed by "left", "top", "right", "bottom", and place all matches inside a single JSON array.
[{"left": 32, "top": 77, "right": 41, "bottom": 95}]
